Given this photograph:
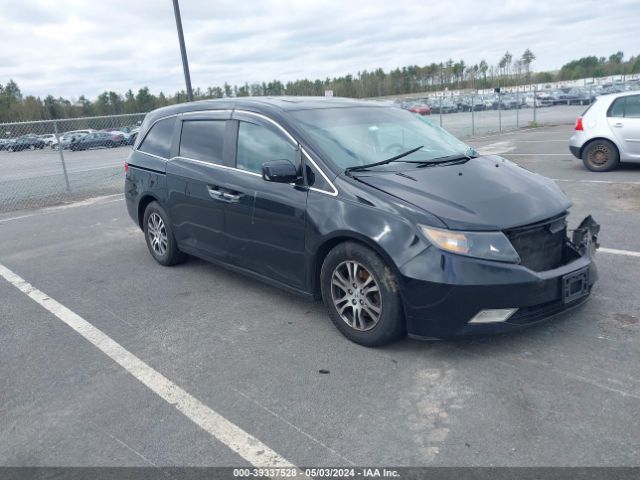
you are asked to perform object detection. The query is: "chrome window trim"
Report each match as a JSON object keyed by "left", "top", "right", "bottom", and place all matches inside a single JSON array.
[
  {"left": 235, "top": 110, "right": 297, "bottom": 145},
  {"left": 301, "top": 147, "right": 338, "bottom": 196},
  {"left": 135, "top": 108, "right": 338, "bottom": 196},
  {"left": 137, "top": 150, "right": 167, "bottom": 161},
  {"left": 169, "top": 155, "right": 262, "bottom": 177},
  {"left": 182, "top": 109, "right": 233, "bottom": 117}
]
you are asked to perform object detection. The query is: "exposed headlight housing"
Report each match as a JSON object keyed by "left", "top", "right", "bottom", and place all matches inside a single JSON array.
[{"left": 419, "top": 225, "right": 521, "bottom": 263}]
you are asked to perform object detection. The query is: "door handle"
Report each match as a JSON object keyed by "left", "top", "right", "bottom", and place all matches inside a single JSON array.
[
  {"left": 207, "top": 185, "right": 241, "bottom": 202},
  {"left": 207, "top": 186, "right": 223, "bottom": 199},
  {"left": 613, "top": 123, "right": 624, "bottom": 128},
  {"left": 221, "top": 192, "right": 241, "bottom": 202}
]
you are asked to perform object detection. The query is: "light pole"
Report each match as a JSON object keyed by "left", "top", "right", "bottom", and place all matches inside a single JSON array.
[{"left": 172, "top": 0, "right": 193, "bottom": 101}]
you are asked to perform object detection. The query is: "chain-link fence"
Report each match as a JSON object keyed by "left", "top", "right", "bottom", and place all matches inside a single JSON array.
[
  {"left": 0, "top": 113, "right": 146, "bottom": 213},
  {"left": 394, "top": 78, "right": 640, "bottom": 139},
  {"left": 1, "top": 78, "right": 639, "bottom": 213}
]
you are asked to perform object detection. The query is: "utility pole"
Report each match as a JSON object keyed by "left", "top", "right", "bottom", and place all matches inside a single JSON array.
[{"left": 172, "top": 0, "right": 193, "bottom": 101}]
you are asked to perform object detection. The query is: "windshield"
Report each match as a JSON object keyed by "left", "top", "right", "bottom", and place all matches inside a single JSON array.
[{"left": 291, "top": 106, "right": 477, "bottom": 170}]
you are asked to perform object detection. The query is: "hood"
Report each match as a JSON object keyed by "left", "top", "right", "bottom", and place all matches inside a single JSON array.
[{"left": 352, "top": 155, "right": 571, "bottom": 231}]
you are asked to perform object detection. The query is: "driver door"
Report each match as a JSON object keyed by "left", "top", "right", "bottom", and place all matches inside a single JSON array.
[{"left": 223, "top": 113, "right": 309, "bottom": 290}]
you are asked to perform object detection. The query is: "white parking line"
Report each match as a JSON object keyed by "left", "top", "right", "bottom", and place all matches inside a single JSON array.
[
  {"left": 553, "top": 178, "right": 640, "bottom": 185},
  {"left": 503, "top": 153, "right": 573, "bottom": 156},
  {"left": 514, "top": 140, "right": 568, "bottom": 143},
  {"left": 0, "top": 263, "right": 299, "bottom": 471},
  {"left": 599, "top": 247, "right": 640, "bottom": 258},
  {"left": 0, "top": 195, "right": 124, "bottom": 224}
]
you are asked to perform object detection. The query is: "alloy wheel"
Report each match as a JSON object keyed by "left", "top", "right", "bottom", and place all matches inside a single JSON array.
[
  {"left": 147, "top": 213, "right": 168, "bottom": 256},
  {"left": 330, "top": 261, "right": 382, "bottom": 331}
]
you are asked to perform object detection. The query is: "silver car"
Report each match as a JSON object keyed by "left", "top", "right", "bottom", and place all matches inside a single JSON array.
[{"left": 569, "top": 91, "right": 640, "bottom": 171}]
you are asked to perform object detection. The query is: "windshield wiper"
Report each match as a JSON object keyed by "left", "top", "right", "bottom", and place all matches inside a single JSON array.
[
  {"left": 344, "top": 145, "right": 424, "bottom": 174},
  {"left": 412, "top": 153, "right": 475, "bottom": 167}
]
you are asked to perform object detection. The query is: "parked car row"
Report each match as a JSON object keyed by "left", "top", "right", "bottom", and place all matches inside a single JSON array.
[
  {"left": 396, "top": 81, "right": 640, "bottom": 115},
  {"left": 0, "top": 135, "right": 45, "bottom": 152},
  {"left": 1, "top": 126, "right": 140, "bottom": 153}
]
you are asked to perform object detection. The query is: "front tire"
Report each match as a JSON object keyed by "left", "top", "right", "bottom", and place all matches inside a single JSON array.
[
  {"left": 582, "top": 139, "right": 619, "bottom": 172},
  {"left": 143, "top": 201, "right": 185, "bottom": 266},
  {"left": 320, "top": 242, "right": 404, "bottom": 347}
]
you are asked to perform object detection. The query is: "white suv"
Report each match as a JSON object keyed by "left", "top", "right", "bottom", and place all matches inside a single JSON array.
[{"left": 569, "top": 91, "right": 640, "bottom": 171}]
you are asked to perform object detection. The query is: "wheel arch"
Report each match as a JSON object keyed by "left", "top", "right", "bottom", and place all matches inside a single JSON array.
[
  {"left": 580, "top": 136, "right": 620, "bottom": 160},
  {"left": 137, "top": 194, "right": 160, "bottom": 230},
  {"left": 311, "top": 232, "right": 403, "bottom": 298}
]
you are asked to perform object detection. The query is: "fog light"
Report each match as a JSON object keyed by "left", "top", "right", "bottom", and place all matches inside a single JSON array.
[{"left": 469, "top": 308, "right": 518, "bottom": 324}]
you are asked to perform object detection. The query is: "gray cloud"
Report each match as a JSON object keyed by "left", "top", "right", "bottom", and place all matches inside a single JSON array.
[{"left": 1, "top": 0, "right": 638, "bottom": 100}]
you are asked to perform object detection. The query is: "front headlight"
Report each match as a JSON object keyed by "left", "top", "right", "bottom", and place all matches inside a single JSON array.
[{"left": 419, "top": 225, "right": 521, "bottom": 263}]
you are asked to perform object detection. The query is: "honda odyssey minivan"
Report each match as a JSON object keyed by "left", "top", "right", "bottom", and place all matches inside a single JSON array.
[{"left": 125, "top": 97, "right": 599, "bottom": 346}]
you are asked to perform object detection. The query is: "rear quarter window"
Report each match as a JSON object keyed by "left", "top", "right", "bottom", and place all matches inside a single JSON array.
[
  {"left": 139, "top": 117, "right": 176, "bottom": 158},
  {"left": 607, "top": 97, "right": 625, "bottom": 117}
]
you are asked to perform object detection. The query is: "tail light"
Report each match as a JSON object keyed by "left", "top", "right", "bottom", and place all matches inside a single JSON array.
[
  {"left": 124, "top": 162, "right": 129, "bottom": 174},
  {"left": 575, "top": 116, "right": 584, "bottom": 131}
]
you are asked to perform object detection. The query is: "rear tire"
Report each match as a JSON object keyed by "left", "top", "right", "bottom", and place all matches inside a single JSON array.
[
  {"left": 320, "top": 241, "right": 405, "bottom": 347},
  {"left": 582, "top": 139, "right": 619, "bottom": 172},
  {"left": 143, "top": 201, "right": 185, "bottom": 266}
]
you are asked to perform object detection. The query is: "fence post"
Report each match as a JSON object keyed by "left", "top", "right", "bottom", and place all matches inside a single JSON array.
[
  {"left": 471, "top": 94, "right": 475, "bottom": 136},
  {"left": 439, "top": 97, "right": 443, "bottom": 127},
  {"left": 516, "top": 90, "right": 520, "bottom": 128},
  {"left": 533, "top": 88, "right": 537, "bottom": 124},
  {"left": 498, "top": 91, "right": 502, "bottom": 132},
  {"left": 53, "top": 120, "right": 71, "bottom": 193}
]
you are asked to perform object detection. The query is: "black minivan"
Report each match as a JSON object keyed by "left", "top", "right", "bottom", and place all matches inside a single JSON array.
[{"left": 125, "top": 97, "right": 599, "bottom": 346}]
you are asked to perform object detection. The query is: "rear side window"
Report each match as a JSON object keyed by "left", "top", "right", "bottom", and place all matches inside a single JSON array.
[
  {"left": 139, "top": 117, "right": 175, "bottom": 158},
  {"left": 625, "top": 95, "right": 640, "bottom": 118},
  {"left": 608, "top": 98, "right": 625, "bottom": 117},
  {"left": 179, "top": 120, "right": 226, "bottom": 164}
]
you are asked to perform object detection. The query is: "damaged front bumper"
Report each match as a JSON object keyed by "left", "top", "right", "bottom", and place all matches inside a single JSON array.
[{"left": 399, "top": 215, "right": 600, "bottom": 339}]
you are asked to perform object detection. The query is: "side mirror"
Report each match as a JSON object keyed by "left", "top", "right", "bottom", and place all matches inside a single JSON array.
[{"left": 262, "top": 160, "right": 299, "bottom": 183}]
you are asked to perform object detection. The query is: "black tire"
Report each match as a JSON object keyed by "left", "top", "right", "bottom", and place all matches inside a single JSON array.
[
  {"left": 582, "top": 139, "right": 619, "bottom": 172},
  {"left": 143, "top": 201, "right": 185, "bottom": 266},
  {"left": 320, "top": 241, "right": 404, "bottom": 347}
]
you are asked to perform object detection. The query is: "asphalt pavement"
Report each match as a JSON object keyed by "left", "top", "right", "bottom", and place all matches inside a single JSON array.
[{"left": 0, "top": 125, "right": 638, "bottom": 468}]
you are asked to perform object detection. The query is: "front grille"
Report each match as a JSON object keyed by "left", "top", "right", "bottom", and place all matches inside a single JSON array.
[{"left": 504, "top": 214, "right": 567, "bottom": 272}]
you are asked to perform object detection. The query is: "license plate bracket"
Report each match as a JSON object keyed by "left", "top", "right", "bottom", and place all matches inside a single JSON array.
[{"left": 562, "top": 268, "right": 589, "bottom": 304}]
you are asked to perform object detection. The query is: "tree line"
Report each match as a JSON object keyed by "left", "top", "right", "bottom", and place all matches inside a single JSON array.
[{"left": 1, "top": 50, "right": 639, "bottom": 123}]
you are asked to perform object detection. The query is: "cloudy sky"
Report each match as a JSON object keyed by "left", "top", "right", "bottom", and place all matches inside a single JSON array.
[{"left": 1, "top": 0, "right": 638, "bottom": 100}]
